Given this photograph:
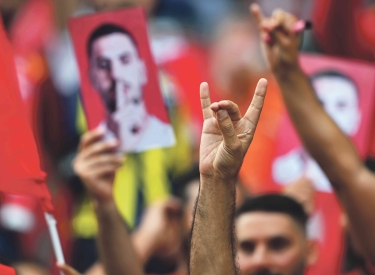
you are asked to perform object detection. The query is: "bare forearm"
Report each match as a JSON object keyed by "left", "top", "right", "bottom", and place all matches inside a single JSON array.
[
  {"left": 339, "top": 169, "right": 375, "bottom": 264},
  {"left": 189, "top": 176, "right": 237, "bottom": 275},
  {"left": 275, "top": 67, "right": 362, "bottom": 190},
  {"left": 95, "top": 200, "right": 144, "bottom": 275}
]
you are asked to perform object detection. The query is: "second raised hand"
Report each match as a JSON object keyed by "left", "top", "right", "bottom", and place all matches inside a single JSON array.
[
  {"left": 199, "top": 78, "right": 268, "bottom": 181},
  {"left": 250, "top": 3, "right": 301, "bottom": 73}
]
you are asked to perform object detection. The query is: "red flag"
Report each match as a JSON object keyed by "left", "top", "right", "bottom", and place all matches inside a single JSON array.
[
  {"left": 0, "top": 18, "right": 53, "bottom": 212},
  {"left": 0, "top": 264, "right": 16, "bottom": 275}
]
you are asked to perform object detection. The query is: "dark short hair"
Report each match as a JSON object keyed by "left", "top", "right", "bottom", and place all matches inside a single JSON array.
[
  {"left": 236, "top": 194, "right": 308, "bottom": 231},
  {"left": 310, "top": 70, "right": 359, "bottom": 99},
  {"left": 87, "top": 23, "right": 138, "bottom": 58}
]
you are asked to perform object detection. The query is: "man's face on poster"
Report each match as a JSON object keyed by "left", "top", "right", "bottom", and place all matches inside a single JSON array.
[
  {"left": 89, "top": 31, "right": 149, "bottom": 149},
  {"left": 89, "top": 32, "right": 147, "bottom": 112},
  {"left": 313, "top": 75, "right": 361, "bottom": 136},
  {"left": 90, "top": 32, "right": 151, "bottom": 140}
]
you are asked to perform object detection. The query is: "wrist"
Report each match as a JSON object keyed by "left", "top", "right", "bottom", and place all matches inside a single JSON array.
[
  {"left": 93, "top": 198, "right": 116, "bottom": 214},
  {"left": 273, "top": 62, "right": 303, "bottom": 81},
  {"left": 200, "top": 174, "right": 237, "bottom": 188}
]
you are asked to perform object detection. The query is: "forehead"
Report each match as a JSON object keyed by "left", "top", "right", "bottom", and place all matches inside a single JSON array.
[
  {"left": 312, "top": 76, "right": 358, "bottom": 101},
  {"left": 236, "top": 212, "right": 303, "bottom": 240},
  {"left": 91, "top": 33, "right": 138, "bottom": 57}
]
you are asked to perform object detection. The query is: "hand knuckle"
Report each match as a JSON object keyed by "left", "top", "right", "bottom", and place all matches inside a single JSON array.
[
  {"left": 76, "top": 166, "right": 86, "bottom": 177},
  {"left": 81, "top": 132, "right": 91, "bottom": 143},
  {"left": 96, "top": 143, "right": 105, "bottom": 152},
  {"left": 72, "top": 159, "right": 80, "bottom": 172}
]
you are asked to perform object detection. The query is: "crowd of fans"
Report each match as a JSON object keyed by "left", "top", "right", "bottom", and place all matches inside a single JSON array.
[{"left": 1, "top": 0, "right": 375, "bottom": 275}]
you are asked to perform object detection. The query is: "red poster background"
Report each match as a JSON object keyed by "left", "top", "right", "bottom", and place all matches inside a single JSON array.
[
  {"left": 275, "top": 54, "right": 375, "bottom": 161},
  {"left": 270, "top": 55, "right": 375, "bottom": 275},
  {"left": 69, "top": 7, "right": 169, "bottom": 130}
]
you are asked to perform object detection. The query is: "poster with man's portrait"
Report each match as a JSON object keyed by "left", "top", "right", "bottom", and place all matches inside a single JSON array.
[
  {"left": 269, "top": 54, "right": 375, "bottom": 275},
  {"left": 272, "top": 54, "right": 375, "bottom": 193},
  {"left": 69, "top": 7, "right": 175, "bottom": 153}
]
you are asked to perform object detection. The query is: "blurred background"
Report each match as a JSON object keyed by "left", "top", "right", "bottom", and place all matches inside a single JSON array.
[{"left": 1, "top": 0, "right": 375, "bottom": 274}]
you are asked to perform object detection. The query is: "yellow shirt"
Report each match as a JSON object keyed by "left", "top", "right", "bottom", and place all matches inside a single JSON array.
[{"left": 72, "top": 72, "right": 192, "bottom": 237}]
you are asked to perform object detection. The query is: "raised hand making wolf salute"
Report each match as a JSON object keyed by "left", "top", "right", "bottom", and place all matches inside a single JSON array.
[
  {"left": 251, "top": 3, "right": 375, "bottom": 265},
  {"left": 189, "top": 79, "right": 268, "bottom": 275},
  {"left": 199, "top": 80, "right": 268, "bottom": 182}
]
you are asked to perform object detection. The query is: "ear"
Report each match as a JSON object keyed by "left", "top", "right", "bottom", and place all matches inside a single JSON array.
[
  {"left": 139, "top": 60, "right": 147, "bottom": 85},
  {"left": 306, "top": 240, "right": 318, "bottom": 266}
]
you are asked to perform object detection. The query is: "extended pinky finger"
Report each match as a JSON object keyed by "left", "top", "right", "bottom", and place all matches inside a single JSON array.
[
  {"left": 200, "top": 82, "right": 213, "bottom": 120},
  {"left": 244, "top": 78, "right": 268, "bottom": 128}
]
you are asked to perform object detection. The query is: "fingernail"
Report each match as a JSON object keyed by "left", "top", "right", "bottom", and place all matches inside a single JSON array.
[
  {"left": 217, "top": 109, "right": 228, "bottom": 120},
  {"left": 292, "top": 20, "right": 305, "bottom": 33}
]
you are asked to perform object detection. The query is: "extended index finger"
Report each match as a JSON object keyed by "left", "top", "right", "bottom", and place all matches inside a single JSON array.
[
  {"left": 244, "top": 78, "right": 268, "bottom": 127},
  {"left": 250, "top": 3, "right": 265, "bottom": 28},
  {"left": 200, "top": 82, "right": 213, "bottom": 120}
]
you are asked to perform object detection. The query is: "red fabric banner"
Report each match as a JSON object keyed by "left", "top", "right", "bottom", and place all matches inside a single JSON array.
[
  {"left": 0, "top": 18, "right": 53, "bottom": 212},
  {"left": 0, "top": 264, "right": 16, "bottom": 275}
]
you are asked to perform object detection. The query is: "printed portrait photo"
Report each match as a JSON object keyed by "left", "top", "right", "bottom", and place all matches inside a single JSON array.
[
  {"left": 69, "top": 7, "right": 175, "bottom": 153},
  {"left": 268, "top": 54, "right": 375, "bottom": 275},
  {"left": 272, "top": 54, "right": 375, "bottom": 193}
]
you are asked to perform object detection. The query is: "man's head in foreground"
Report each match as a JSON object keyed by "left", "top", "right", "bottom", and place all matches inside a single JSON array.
[{"left": 236, "top": 194, "right": 317, "bottom": 275}]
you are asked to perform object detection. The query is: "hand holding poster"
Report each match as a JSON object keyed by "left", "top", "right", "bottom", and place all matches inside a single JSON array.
[{"left": 69, "top": 7, "right": 175, "bottom": 153}]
